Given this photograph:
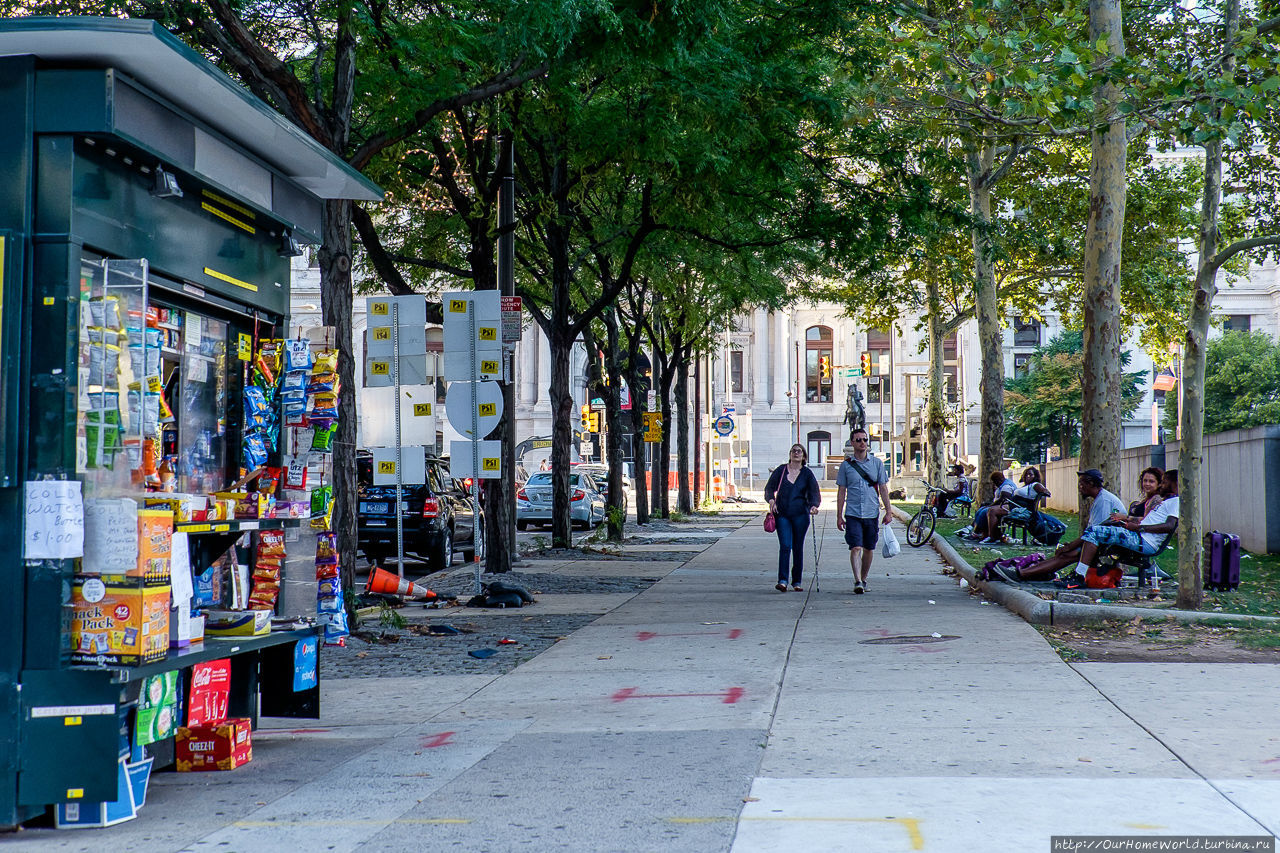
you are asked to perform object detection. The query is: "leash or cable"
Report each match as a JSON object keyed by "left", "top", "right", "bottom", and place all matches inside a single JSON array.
[{"left": 811, "top": 510, "right": 825, "bottom": 593}]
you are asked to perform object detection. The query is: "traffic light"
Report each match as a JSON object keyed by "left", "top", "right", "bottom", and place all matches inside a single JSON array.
[
  {"left": 861, "top": 352, "right": 871, "bottom": 374},
  {"left": 819, "top": 355, "right": 830, "bottom": 379},
  {"left": 580, "top": 403, "right": 590, "bottom": 432},
  {"left": 588, "top": 412, "right": 601, "bottom": 433}
]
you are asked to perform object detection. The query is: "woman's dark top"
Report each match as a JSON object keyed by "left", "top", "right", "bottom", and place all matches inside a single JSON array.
[{"left": 764, "top": 465, "right": 822, "bottom": 517}]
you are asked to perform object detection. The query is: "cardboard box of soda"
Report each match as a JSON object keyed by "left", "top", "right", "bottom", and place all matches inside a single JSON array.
[{"left": 176, "top": 718, "right": 252, "bottom": 771}]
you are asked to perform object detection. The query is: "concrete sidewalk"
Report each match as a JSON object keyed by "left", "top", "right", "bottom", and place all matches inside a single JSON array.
[{"left": 14, "top": 510, "right": 1279, "bottom": 852}]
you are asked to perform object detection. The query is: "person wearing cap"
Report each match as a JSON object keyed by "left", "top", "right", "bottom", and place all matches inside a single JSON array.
[
  {"left": 1002, "top": 468, "right": 1126, "bottom": 582},
  {"left": 1055, "top": 470, "right": 1179, "bottom": 588}
]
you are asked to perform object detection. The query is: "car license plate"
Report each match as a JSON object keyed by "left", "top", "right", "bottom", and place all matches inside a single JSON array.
[
  {"left": 366, "top": 519, "right": 387, "bottom": 526},
  {"left": 362, "top": 502, "right": 389, "bottom": 513}
]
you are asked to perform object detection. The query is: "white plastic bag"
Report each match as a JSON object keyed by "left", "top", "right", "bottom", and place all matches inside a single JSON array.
[{"left": 881, "top": 522, "right": 901, "bottom": 558}]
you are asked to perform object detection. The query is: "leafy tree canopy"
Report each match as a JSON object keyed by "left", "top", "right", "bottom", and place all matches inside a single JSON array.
[
  {"left": 1163, "top": 329, "right": 1280, "bottom": 435},
  {"left": 1004, "top": 329, "right": 1145, "bottom": 462}
]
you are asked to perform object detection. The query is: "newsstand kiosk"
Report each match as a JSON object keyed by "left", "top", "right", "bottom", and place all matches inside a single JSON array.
[{"left": 0, "top": 18, "right": 381, "bottom": 828}]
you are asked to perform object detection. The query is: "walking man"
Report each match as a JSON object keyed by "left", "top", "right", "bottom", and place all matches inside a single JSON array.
[{"left": 835, "top": 427, "right": 893, "bottom": 593}]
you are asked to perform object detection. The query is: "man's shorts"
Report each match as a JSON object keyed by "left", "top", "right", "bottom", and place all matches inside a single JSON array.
[
  {"left": 1082, "top": 525, "right": 1155, "bottom": 554},
  {"left": 844, "top": 516, "right": 879, "bottom": 550}
]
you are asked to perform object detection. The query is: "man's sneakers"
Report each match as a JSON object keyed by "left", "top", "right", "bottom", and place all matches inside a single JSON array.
[
  {"left": 854, "top": 581, "right": 865, "bottom": 594},
  {"left": 1053, "top": 574, "right": 1086, "bottom": 590}
]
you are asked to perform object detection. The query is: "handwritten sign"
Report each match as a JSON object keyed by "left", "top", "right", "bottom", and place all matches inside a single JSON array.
[
  {"left": 24, "top": 480, "right": 84, "bottom": 559},
  {"left": 82, "top": 497, "right": 139, "bottom": 574}
]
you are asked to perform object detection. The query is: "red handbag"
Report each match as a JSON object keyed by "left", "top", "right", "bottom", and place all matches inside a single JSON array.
[{"left": 763, "top": 513, "right": 777, "bottom": 533}]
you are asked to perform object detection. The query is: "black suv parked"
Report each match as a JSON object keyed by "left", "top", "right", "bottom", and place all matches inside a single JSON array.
[{"left": 356, "top": 451, "right": 482, "bottom": 570}]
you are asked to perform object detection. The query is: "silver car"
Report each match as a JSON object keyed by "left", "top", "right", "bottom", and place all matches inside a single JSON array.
[
  {"left": 573, "top": 463, "right": 631, "bottom": 514},
  {"left": 516, "top": 471, "right": 606, "bottom": 530}
]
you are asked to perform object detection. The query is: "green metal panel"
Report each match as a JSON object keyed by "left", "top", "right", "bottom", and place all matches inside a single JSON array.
[
  {"left": 18, "top": 670, "right": 121, "bottom": 805},
  {"left": 0, "top": 56, "right": 34, "bottom": 831},
  {"left": 40, "top": 137, "right": 291, "bottom": 316}
]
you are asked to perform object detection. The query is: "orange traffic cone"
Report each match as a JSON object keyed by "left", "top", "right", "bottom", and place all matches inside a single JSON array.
[{"left": 366, "top": 567, "right": 438, "bottom": 600}]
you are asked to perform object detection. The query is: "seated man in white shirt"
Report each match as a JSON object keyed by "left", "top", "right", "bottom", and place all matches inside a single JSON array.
[
  {"left": 1057, "top": 470, "right": 1179, "bottom": 589},
  {"left": 1011, "top": 469, "right": 1127, "bottom": 581}
]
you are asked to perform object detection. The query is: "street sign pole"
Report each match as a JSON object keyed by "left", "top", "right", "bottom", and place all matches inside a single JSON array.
[
  {"left": 469, "top": 305, "right": 482, "bottom": 595},
  {"left": 393, "top": 302, "right": 404, "bottom": 579}
]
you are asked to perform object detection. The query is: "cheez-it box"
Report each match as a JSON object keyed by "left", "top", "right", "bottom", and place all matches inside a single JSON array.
[{"left": 175, "top": 718, "right": 253, "bottom": 771}]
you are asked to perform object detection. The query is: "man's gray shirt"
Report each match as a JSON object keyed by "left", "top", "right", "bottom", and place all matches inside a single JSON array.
[
  {"left": 1087, "top": 488, "right": 1126, "bottom": 530},
  {"left": 836, "top": 455, "right": 888, "bottom": 519}
]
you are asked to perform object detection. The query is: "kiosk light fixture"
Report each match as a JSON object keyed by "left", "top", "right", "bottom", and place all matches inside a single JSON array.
[
  {"left": 278, "top": 230, "right": 303, "bottom": 258},
  {"left": 151, "top": 165, "right": 183, "bottom": 199}
]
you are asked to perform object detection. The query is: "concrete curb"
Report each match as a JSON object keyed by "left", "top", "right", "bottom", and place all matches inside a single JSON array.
[{"left": 893, "top": 506, "right": 1280, "bottom": 629}]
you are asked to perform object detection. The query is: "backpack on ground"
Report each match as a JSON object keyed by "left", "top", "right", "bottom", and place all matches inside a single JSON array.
[
  {"left": 1203, "top": 531, "right": 1241, "bottom": 591},
  {"left": 1030, "top": 512, "right": 1067, "bottom": 547}
]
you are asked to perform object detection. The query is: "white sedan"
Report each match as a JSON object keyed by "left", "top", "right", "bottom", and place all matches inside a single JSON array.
[{"left": 516, "top": 471, "right": 606, "bottom": 530}]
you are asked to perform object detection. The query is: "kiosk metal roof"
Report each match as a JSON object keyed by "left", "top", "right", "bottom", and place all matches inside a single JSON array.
[{"left": 0, "top": 16, "right": 383, "bottom": 202}]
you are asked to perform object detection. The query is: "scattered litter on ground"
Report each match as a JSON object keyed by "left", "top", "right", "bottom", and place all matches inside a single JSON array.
[
  {"left": 468, "top": 648, "right": 498, "bottom": 659},
  {"left": 927, "top": 600, "right": 936, "bottom": 605}
]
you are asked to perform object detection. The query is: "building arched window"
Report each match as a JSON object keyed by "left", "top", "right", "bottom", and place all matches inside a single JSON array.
[
  {"left": 805, "top": 325, "right": 833, "bottom": 403},
  {"left": 806, "top": 430, "right": 831, "bottom": 470}
]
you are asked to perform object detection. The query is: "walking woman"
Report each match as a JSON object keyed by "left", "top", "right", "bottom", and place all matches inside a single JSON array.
[{"left": 764, "top": 444, "right": 822, "bottom": 592}]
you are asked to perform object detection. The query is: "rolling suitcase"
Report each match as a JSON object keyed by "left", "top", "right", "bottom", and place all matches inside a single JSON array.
[{"left": 1203, "top": 530, "right": 1241, "bottom": 591}]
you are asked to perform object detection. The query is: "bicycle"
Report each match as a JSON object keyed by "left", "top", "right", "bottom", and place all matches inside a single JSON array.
[{"left": 905, "top": 479, "right": 950, "bottom": 547}]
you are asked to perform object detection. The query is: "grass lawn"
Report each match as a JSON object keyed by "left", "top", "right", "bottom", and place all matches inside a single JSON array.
[{"left": 898, "top": 501, "right": 1280, "bottom": 619}]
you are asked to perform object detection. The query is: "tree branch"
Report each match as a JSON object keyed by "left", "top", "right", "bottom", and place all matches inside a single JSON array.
[{"left": 1208, "top": 233, "right": 1280, "bottom": 272}]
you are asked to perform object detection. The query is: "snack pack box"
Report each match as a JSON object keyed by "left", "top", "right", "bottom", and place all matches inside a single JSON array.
[
  {"left": 71, "top": 577, "right": 171, "bottom": 666},
  {"left": 134, "top": 509, "right": 173, "bottom": 581},
  {"left": 175, "top": 718, "right": 252, "bottom": 771}
]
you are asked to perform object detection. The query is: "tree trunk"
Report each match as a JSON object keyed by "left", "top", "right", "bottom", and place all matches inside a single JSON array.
[
  {"left": 649, "top": 345, "right": 663, "bottom": 514},
  {"left": 966, "top": 143, "right": 1004, "bottom": 504},
  {"left": 631, "top": 399, "right": 649, "bottom": 525},
  {"left": 548, "top": 329, "right": 574, "bottom": 548},
  {"left": 317, "top": 199, "right": 359, "bottom": 607},
  {"left": 1178, "top": 0, "right": 1237, "bottom": 610},
  {"left": 656, "top": 367, "right": 674, "bottom": 518},
  {"left": 604, "top": 312, "right": 626, "bottom": 541},
  {"left": 676, "top": 354, "right": 693, "bottom": 514},
  {"left": 925, "top": 277, "right": 947, "bottom": 487},
  {"left": 1080, "top": 0, "right": 1128, "bottom": 520}
]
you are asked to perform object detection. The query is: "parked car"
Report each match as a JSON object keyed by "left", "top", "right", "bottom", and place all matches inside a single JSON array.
[
  {"left": 572, "top": 463, "right": 631, "bottom": 515},
  {"left": 516, "top": 470, "right": 606, "bottom": 530},
  {"left": 356, "top": 451, "right": 483, "bottom": 570}
]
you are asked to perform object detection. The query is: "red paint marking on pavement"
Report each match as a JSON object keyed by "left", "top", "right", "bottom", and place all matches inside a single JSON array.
[
  {"left": 1261, "top": 757, "right": 1280, "bottom": 764},
  {"left": 421, "top": 731, "right": 456, "bottom": 748},
  {"left": 611, "top": 687, "right": 744, "bottom": 704},
  {"left": 277, "top": 729, "right": 332, "bottom": 734},
  {"left": 862, "top": 628, "right": 894, "bottom": 638},
  {"left": 635, "top": 629, "right": 743, "bottom": 641},
  {"left": 903, "top": 646, "right": 947, "bottom": 654}
]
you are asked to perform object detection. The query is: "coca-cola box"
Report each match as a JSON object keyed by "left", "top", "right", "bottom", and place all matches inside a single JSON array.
[
  {"left": 187, "top": 659, "right": 231, "bottom": 726},
  {"left": 175, "top": 718, "right": 252, "bottom": 771}
]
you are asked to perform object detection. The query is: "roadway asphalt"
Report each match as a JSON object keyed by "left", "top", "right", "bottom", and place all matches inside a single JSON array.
[{"left": 12, "top": 506, "right": 1279, "bottom": 852}]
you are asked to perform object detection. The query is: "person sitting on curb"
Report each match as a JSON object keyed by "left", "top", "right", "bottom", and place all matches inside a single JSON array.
[
  {"left": 1000, "top": 468, "right": 1126, "bottom": 582},
  {"left": 1056, "top": 470, "right": 1179, "bottom": 589},
  {"left": 935, "top": 463, "right": 969, "bottom": 518}
]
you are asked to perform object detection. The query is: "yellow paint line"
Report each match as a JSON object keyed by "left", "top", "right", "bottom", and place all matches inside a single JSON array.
[
  {"left": 668, "top": 816, "right": 924, "bottom": 849},
  {"left": 233, "top": 819, "right": 471, "bottom": 828},
  {"left": 203, "top": 267, "right": 259, "bottom": 292},
  {"left": 201, "top": 201, "right": 256, "bottom": 234},
  {"left": 202, "top": 189, "right": 256, "bottom": 218}
]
